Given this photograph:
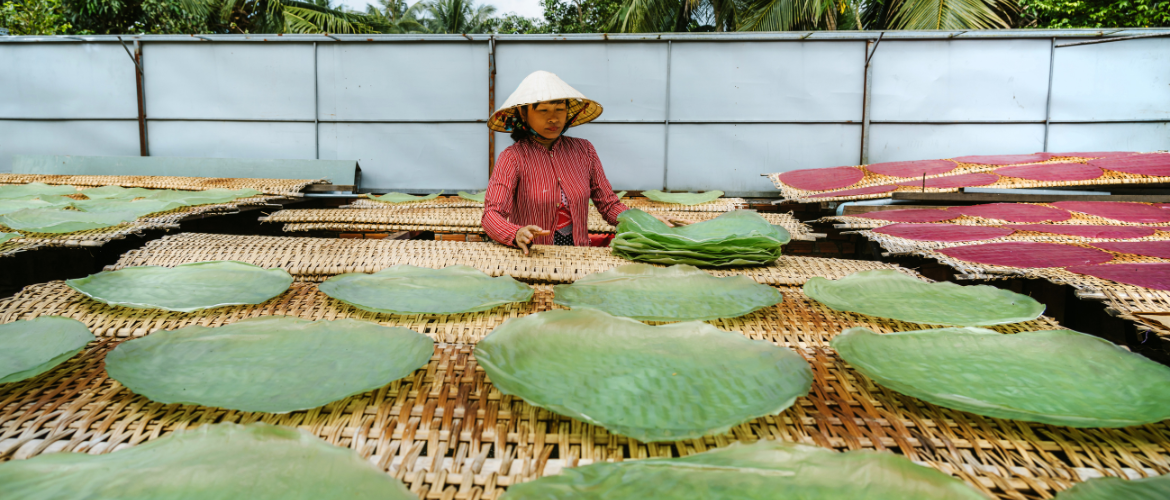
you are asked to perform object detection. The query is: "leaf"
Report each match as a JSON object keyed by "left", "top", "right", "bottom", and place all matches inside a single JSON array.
[
  {"left": 0, "top": 316, "right": 94, "bottom": 384},
  {"left": 832, "top": 327, "right": 1170, "bottom": 427},
  {"left": 0, "top": 208, "right": 138, "bottom": 233},
  {"left": 0, "top": 232, "right": 19, "bottom": 245},
  {"left": 804, "top": 269, "right": 1044, "bottom": 326},
  {"left": 1054, "top": 474, "right": 1170, "bottom": 500},
  {"left": 320, "top": 265, "right": 533, "bottom": 315},
  {"left": 503, "top": 439, "right": 986, "bottom": 500},
  {"left": 0, "top": 182, "right": 77, "bottom": 199},
  {"left": 365, "top": 191, "right": 443, "bottom": 204},
  {"left": 474, "top": 309, "right": 812, "bottom": 441},
  {"left": 641, "top": 190, "right": 724, "bottom": 206},
  {"left": 553, "top": 264, "right": 782, "bottom": 321},
  {"left": 611, "top": 209, "right": 789, "bottom": 267},
  {"left": 0, "top": 422, "right": 416, "bottom": 500},
  {"left": 0, "top": 196, "right": 75, "bottom": 215},
  {"left": 457, "top": 191, "right": 486, "bottom": 203},
  {"left": 72, "top": 199, "right": 186, "bottom": 218},
  {"left": 105, "top": 316, "right": 435, "bottom": 413},
  {"left": 887, "top": 0, "right": 1014, "bottom": 30},
  {"left": 66, "top": 261, "right": 293, "bottom": 312}
]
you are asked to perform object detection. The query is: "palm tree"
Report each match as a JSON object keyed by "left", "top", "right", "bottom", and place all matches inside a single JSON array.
[
  {"left": 422, "top": 0, "right": 496, "bottom": 33},
  {"left": 365, "top": 0, "right": 428, "bottom": 33},
  {"left": 180, "top": 0, "right": 378, "bottom": 34}
]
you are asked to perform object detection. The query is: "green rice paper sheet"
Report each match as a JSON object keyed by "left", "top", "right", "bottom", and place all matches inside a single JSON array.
[
  {"left": 72, "top": 198, "right": 185, "bottom": 217},
  {"left": 640, "top": 190, "right": 724, "bottom": 206},
  {"left": 804, "top": 269, "right": 1044, "bottom": 326},
  {"left": 0, "top": 196, "right": 75, "bottom": 215},
  {"left": 79, "top": 185, "right": 159, "bottom": 200},
  {"left": 0, "top": 182, "right": 77, "bottom": 199},
  {"left": 503, "top": 439, "right": 985, "bottom": 500},
  {"left": 553, "top": 264, "right": 782, "bottom": 321},
  {"left": 0, "top": 208, "right": 138, "bottom": 233},
  {"left": 105, "top": 316, "right": 435, "bottom": 413},
  {"left": 474, "top": 309, "right": 812, "bottom": 441},
  {"left": 0, "top": 316, "right": 94, "bottom": 384},
  {"left": 832, "top": 327, "right": 1170, "bottom": 427},
  {"left": 611, "top": 209, "right": 789, "bottom": 267},
  {"left": 144, "top": 188, "right": 261, "bottom": 206},
  {"left": 0, "top": 232, "right": 21, "bottom": 245},
  {"left": 458, "top": 191, "right": 486, "bottom": 202},
  {"left": 0, "top": 422, "right": 415, "bottom": 500},
  {"left": 366, "top": 191, "right": 442, "bottom": 204},
  {"left": 320, "top": 264, "right": 532, "bottom": 315},
  {"left": 1054, "top": 474, "right": 1170, "bottom": 500},
  {"left": 66, "top": 261, "right": 293, "bottom": 312}
]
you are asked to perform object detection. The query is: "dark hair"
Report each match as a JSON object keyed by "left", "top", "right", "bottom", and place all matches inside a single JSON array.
[{"left": 509, "top": 100, "right": 568, "bottom": 143}]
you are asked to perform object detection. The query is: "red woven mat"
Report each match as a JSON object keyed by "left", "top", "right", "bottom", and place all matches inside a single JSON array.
[
  {"left": 1049, "top": 151, "right": 1135, "bottom": 159},
  {"left": 1066, "top": 263, "right": 1170, "bottom": 291},
  {"left": 952, "top": 154, "right": 1051, "bottom": 165},
  {"left": 1092, "top": 241, "right": 1170, "bottom": 259},
  {"left": 938, "top": 242, "right": 1113, "bottom": 268},
  {"left": 994, "top": 163, "right": 1103, "bottom": 182},
  {"left": 808, "top": 185, "right": 898, "bottom": 199},
  {"left": 1004, "top": 224, "right": 1156, "bottom": 239},
  {"left": 896, "top": 173, "right": 999, "bottom": 189},
  {"left": 1088, "top": 153, "right": 1170, "bottom": 178},
  {"left": 948, "top": 203, "right": 1072, "bottom": 223},
  {"left": 864, "top": 160, "right": 958, "bottom": 178},
  {"left": 853, "top": 209, "right": 957, "bottom": 223},
  {"left": 778, "top": 166, "right": 864, "bottom": 191},
  {"left": 1050, "top": 201, "right": 1170, "bottom": 224},
  {"left": 874, "top": 224, "right": 1014, "bottom": 242}
]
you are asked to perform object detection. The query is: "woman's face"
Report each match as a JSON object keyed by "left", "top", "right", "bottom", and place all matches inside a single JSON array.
[{"left": 522, "top": 101, "right": 568, "bottom": 140}]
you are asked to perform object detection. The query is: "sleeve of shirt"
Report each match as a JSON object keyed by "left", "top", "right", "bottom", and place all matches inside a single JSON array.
[
  {"left": 482, "top": 149, "right": 524, "bottom": 247},
  {"left": 586, "top": 141, "right": 629, "bottom": 226}
]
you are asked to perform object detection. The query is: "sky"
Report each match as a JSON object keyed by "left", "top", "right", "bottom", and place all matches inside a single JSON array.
[{"left": 335, "top": 0, "right": 545, "bottom": 19}]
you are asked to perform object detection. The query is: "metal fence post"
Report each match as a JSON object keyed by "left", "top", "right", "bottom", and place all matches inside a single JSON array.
[
  {"left": 662, "top": 40, "right": 672, "bottom": 191},
  {"left": 488, "top": 36, "right": 497, "bottom": 175},
  {"left": 134, "top": 40, "right": 149, "bottom": 156}
]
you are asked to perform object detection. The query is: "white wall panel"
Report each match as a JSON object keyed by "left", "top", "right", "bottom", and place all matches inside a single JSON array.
[
  {"left": 1048, "top": 123, "right": 1170, "bottom": 153},
  {"left": 147, "top": 121, "right": 316, "bottom": 160},
  {"left": 0, "top": 120, "right": 140, "bottom": 172},
  {"left": 871, "top": 40, "right": 1051, "bottom": 121},
  {"left": 868, "top": 124, "right": 1045, "bottom": 162},
  {"left": 320, "top": 123, "right": 487, "bottom": 191},
  {"left": 1050, "top": 38, "right": 1170, "bottom": 121},
  {"left": 492, "top": 124, "right": 665, "bottom": 191},
  {"left": 144, "top": 43, "right": 315, "bottom": 120},
  {"left": 0, "top": 44, "right": 138, "bottom": 119}
]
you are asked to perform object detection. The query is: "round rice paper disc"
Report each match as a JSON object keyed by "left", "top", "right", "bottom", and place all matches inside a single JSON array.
[
  {"left": 853, "top": 209, "right": 957, "bottom": 223},
  {"left": 0, "top": 422, "right": 415, "bottom": 500},
  {"left": 873, "top": 224, "right": 1014, "bottom": 242},
  {"left": 1089, "top": 153, "right": 1170, "bottom": 177},
  {"left": 319, "top": 265, "right": 532, "bottom": 315},
  {"left": 0, "top": 208, "right": 138, "bottom": 233},
  {"left": 457, "top": 191, "right": 485, "bottom": 203},
  {"left": 1066, "top": 263, "right": 1170, "bottom": 291},
  {"left": 504, "top": 439, "right": 987, "bottom": 500},
  {"left": 105, "top": 316, "right": 435, "bottom": 413},
  {"left": 640, "top": 190, "right": 724, "bottom": 206},
  {"left": 1049, "top": 151, "right": 1135, "bottom": 159},
  {"left": 0, "top": 316, "right": 94, "bottom": 384},
  {"left": 1092, "top": 241, "right": 1170, "bottom": 259},
  {"left": 948, "top": 203, "right": 1071, "bottom": 223},
  {"left": 995, "top": 163, "right": 1104, "bottom": 182},
  {"left": 1004, "top": 225, "right": 1156, "bottom": 239},
  {"left": 832, "top": 327, "right": 1170, "bottom": 427},
  {"left": 804, "top": 269, "right": 1042, "bottom": 326},
  {"left": 953, "top": 153, "right": 1051, "bottom": 165},
  {"left": 66, "top": 261, "right": 293, "bottom": 312},
  {"left": 1052, "top": 473, "right": 1170, "bottom": 500},
  {"left": 80, "top": 185, "right": 160, "bottom": 200},
  {"left": 808, "top": 184, "right": 898, "bottom": 199},
  {"left": 552, "top": 264, "right": 782, "bottom": 321},
  {"left": 1050, "top": 201, "right": 1170, "bottom": 224},
  {"left": 865, "top": 160, "right": 958, "bottom": 178},
  {"left": 0, "top": 196, "right": 75, "bottom": 215},
  {"left": 474, "top": 309, "right": 812, "bottom": 442},
  {"left": 366, "top": 191, "right": 442, "bottom": 203},
  {"left": 938, "top": 242, "right": 1113, "bottom": 268},
  {"left": 777, "top": 167, "right": 864, "bottom": 191},
  {"left": 0, "top": 183, "right": 77, "bottom": 199},
  {"left": 0, "top": 232, "right": 20, "bottom": 245},
  {"left": 896, "top": 173, "right": 999, "bottom": 189}
]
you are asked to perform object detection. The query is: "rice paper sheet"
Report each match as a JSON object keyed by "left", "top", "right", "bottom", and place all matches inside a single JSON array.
[
  {"left": 611, "top": 209, "right": 789, "bottom": 267},
  {"left": 80, "top": 185, "right": 159, "bottom": 200},
  {"left": 1054, "top": 474, "right": 1170, "bottom": 500},
  {"left": 503, "top": 439, "right": 985, "bottom": 500},
  {"left": 366, "top": 191, "right": 442, "bottom": 204},
  {"left": 805, "top": 270, "right": 1043, "bottom": 326},
  {"left": 72, "top": 198, "right": 185, "bottom": 217},
  {"left": 458, "top": 191, "right": 486, "bottom": 202},
  {"left": 0, "top": 232, "right": 20, "bottom": 245},
  {"left": 474, "top": 309, "right": 812, "bottom": 441},
  {"left": 0, "top": 183, "right": 77, "bottom": 199},
  {"left": 320, "top": 265, "right": 532, "bottom": 315},
  {"left": 0, "top": 422, "right": 415, "bottom": 500},
  {"left": 0, "top": 196, "right": 75, "bottom": 215},
  {"left": 143, "top": 188, "right": 260, "bottom": 206},
  {"left": 66, "top": 261, "right": 293, "bottom": 312},
  {"left": 553, "top": 264, "right": 782, "bottom": 321},
  {"left": 0, "top": 208, "right": 138, "bottom": 233},
  {"left": 0, "top": 316, "right": 94, "bottom": 384},
  {"left": 640, "top": 190, "right": 724, "bottom": 206},
  {"left": 832, "top": 327, "right": 1170, "bottom": 427},
  {"left": 105, "top": 316, "right": 435, "bottom": 413}
]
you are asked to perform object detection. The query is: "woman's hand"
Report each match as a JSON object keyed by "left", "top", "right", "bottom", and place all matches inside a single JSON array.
[
  {"left": 653, "top": 214, "right": 694, "bottom": 228},
  {"left": 514, "top": 225, "right": 551, "bottom": 256}
]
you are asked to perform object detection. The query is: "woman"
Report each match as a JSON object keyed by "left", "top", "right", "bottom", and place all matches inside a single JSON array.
[{"left": 484, "top": 71, "right": 672, "bottom": 256}]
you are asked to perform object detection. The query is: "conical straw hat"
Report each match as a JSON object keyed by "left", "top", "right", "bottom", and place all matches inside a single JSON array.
[{"left": 488, "top": 71, "right": 603, "bottom": 132}]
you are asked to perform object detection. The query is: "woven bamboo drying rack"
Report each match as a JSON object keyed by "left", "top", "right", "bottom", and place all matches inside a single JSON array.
[
  {"left": 0, "top": 241, "right": 43, "bottom": 258},
  {"left": 261, "top": 208, "right": 816, "bottom": 241},
  {"left": 0, "top": 174, "right": 323, "bottom": 197},
  {"left": 347, "top": 196, "right": 748, "bottom": 213},
  {"left": 768, "top": 153, "right": 1170, "bottom": 203},
  {"left": 824, "top": 203, "right": 1170, "bottom": 230}
]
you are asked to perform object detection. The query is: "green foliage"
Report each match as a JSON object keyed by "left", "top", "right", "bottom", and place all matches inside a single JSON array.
[
  {"left": 421, "top": 0, "right": 495, "bottom": 32},
  {"left": 1017, "top": 0, "right": 1170, "bottom": 28},
  {"left": 1, "top": 0, "right": 75, "bottom": 35}
]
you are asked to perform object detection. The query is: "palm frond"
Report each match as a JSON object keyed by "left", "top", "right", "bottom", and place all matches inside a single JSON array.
[
  {"left": 736, "top": 0, "right": 833, "bottom": 31},
  {"left": 606, "top": 0, "right": 679, "bottom": 32},
  {"left": 886, "top": 0, "right": 1014, "bottom": 30},
  {"left": 281, "top": 0, "right": 377, "bottom": 33}
]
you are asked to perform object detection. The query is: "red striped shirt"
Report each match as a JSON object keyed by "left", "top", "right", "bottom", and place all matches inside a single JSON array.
[{"left": 483, "top": 136, "right": 629, "bottom": 247}]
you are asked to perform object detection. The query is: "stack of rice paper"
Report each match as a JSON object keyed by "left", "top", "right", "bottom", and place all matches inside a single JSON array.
[{"left": 610, "top": 209, "right": 789, "bottom": 266}]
